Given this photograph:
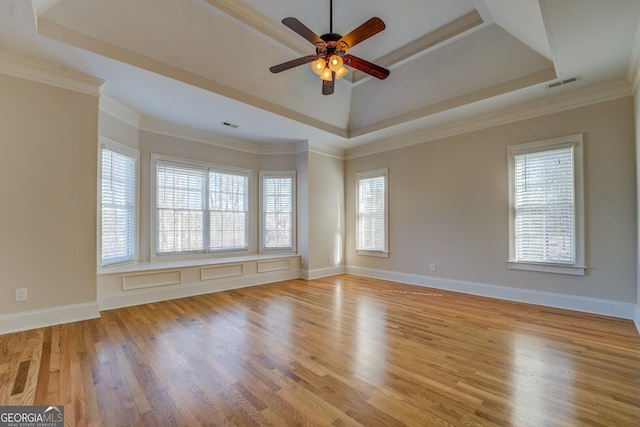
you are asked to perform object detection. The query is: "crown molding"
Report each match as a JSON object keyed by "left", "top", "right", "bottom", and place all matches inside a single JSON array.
[
  {"left": 351, "top": 11, "right": 485, "bottom": 83},
  {"left": 295, "top": 140, "right": 309, "bottom": 155},
  {"left": 201, "top": 0, "right": 310, "bottom": 56},
  {"left": 345, "top": 78, "right": 632, "bottom": 159},
  {"left": 308, "top": 140, "right": 345, "bottom": 160},
  {"left": 349, "top": 67, "right": 556, "bottom": 138},
  {"left": 296, "top": 140, "right": 345, "bottom": 160},
  {"left": 99, "top": 102, "right": 302, "bottom": 157},
  {"left": 0, "top": 49, "right": 103, "bottom": 96},
  {"left": 37, "top": 18, "right": 348, "bottom": 140},
  {"left": 258, "top": 143, "right": 299, "bottom": 156},
  {"left": 99, "top": 95, "right": 142, "bottom": 128},
  {"left": 627, "top": 21, "right": 640, "bottom": 91},
  {"left": 140, "top": 117, "right": 261, "bottom": 155}
]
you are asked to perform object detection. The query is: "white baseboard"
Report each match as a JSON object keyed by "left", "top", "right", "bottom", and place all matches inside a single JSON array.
[
  {"left": 99, "top": 269, "right": 300, "bottom": 310},
  {"left": 0, "top": 302, "right": 100, "bottom": 335},
  {"left": 346, "top": 265, "right": 636, "bottom": 320},
  {"left": 4, "top": 269, "right": 636, "bottom": 335},
  {"left": 302, "top": 265, "right": 346, "bottom": 280}
]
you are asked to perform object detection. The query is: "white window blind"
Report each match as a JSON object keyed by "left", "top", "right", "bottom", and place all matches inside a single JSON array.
[
  {"left": 508, "top": 134, "right": 584, "bottom": 275},
  {"left": 209, "top": 171, "right": 248, "bottom": 251},
  {"left": 101, "top": 147, "right": 137, "bottom": 265},
  {"left": 156, "top": 162, "right": 206, "bottom": 254},
  {"left": 154, "top": 157, "right": 249, "bottom": 256},
  {"left": 262, "top": 173, "right": 294, "bottom": 250},
  {"left": 357, "top": 170, "right": 387, "bottom": 253},
  {"left": 514, "top": 147, "right": 574, "bottom": 264}
]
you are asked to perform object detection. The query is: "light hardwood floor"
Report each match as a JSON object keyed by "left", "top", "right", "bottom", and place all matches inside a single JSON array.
[{"left": 1, "top": 275, "right": 640, "bottom": 426}]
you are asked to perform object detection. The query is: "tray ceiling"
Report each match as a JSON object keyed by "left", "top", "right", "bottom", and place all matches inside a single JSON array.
[{"left": 1, "top": 1, "right": 639, "bottom": 150}]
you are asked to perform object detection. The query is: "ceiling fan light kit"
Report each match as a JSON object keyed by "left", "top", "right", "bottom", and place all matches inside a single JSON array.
[
  {"left": 311, "top": 57, "right": 326, "bottom": 75},
  {"left": 320, "top": 67, "right": 334, "bottom": 81},
  {"left": 269, "top": 0, "right": 390, "bottom": 95}
]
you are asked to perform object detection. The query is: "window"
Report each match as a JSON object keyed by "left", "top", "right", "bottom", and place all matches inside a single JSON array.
[
  {"left": 260, "top": 171, "right": 296, "bottom": 251},
  {"left": 99, "top": 139, "right": 138, "bottom": 266},
  {"left": 153, "top": 155, "right": 249, "bottom": 256},
  {"left": 209, "top": 170, "right": 249, "bottom": 251},
  {"left": 156, "top": 161, "right": 206, "bottom": 254},
  {"left": 356, "top": 168, "right": 388, "bottom": 256},
  {"left": 508, "top": 134, "right": 584, "bottom": 275}
]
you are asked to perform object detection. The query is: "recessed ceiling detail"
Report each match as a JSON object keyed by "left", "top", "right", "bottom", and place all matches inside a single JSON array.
[
  {"left": 2, "top": 0, "right": 637, "bottom": 150},
  {"left": 350, "top": 10, "right": 484, "bottom": 84}
]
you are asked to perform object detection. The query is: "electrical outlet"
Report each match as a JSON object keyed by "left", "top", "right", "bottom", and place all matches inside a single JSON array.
[
  {"left": 429, "top": 263, "right": 436, "bottom": 272},
  {"left": 15, "top": 288, "right": 27, "bottom": 302}
]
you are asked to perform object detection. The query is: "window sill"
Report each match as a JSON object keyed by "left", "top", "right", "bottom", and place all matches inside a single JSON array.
[
  {"left": 508, "top": 261, "right": 585, "bottom": 276},
  {"left": 98, "top": 253, "right": 300, "bottom": 275},
  {"left": 357, "top": 250, "right": 389, "bottom": 258},
  {"left": 98, "top": 258, "right": 142, "bottom": 274}
]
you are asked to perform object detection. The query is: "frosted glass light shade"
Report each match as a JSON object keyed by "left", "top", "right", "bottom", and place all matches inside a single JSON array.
[
  {"left": 335, "top": 66, "right": 348, "bottom": 79},
  {"left": 319, "top": 67, "right": 333, "bottom": 81},
  {"left": 328, "top": 55, "right": 343, "bottom": 72},
  {"left": 311, "top": 58, "right": 326, "bottom": 75}
]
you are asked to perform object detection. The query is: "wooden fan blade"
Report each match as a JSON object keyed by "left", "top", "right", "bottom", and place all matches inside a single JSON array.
[
  {"left": 270, "top": 55, "right": 317, "bottom": 73},
  {"left": 282, "top": 17, "right": 325, "bottom": 45},
  {"left": 322, "top": 73, "right": 335, "bottom": 95},
  {"left": 343, "top": 54, "right": 390, "bottom": 80},
  {"left": 338, "top": 17, "right": 385, "bottom": 50}
]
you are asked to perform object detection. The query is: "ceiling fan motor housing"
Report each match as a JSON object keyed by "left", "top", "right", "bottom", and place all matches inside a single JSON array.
[{"left": 317, "top": 33, "right": 347, "bottom": 57}]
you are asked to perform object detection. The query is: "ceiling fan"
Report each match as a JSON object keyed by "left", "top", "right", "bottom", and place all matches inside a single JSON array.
[{"left": 269, "top": 0, "right": 390, "bottom": 95}]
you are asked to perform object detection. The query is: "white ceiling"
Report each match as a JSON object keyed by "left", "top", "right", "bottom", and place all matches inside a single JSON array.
[{"left": 1, "top": 0, "right": 640, "bottom": 151}]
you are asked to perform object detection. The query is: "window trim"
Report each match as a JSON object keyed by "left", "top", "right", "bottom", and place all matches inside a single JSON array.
[
  {"left": 259, "top": 170, "right": 297, "bottom": 253},
  {"left": 356, "top": 168, "right": 389, "bottom": 257},
  {"left": 98, "top": 137, "right": 139, "bottom": 268},
  {"left": 150, "top": 154, "right": 251, "bottom": 260},
  {"left": 507, "top": 134, "right": 585, "bottom": 275}
]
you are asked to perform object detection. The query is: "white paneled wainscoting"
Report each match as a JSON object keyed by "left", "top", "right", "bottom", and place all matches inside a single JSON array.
[
  {"left": 0, "top": 255, "right": 300, "bottom": 335},
  {"left": 98, "top": 255, "right": 301, "bottom": 310}
]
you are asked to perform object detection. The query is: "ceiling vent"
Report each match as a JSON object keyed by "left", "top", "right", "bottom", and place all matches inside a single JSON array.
[
  {"left": 547, "top": 77, "right": 579, "bottom": 89},
  {"left": 222, "top": 121, "right": 239, "bottom": 128}
]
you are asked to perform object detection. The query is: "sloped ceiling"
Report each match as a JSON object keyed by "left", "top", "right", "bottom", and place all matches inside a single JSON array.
[{"left": 2, "top": 1, "right": 640, "bottom": 151}]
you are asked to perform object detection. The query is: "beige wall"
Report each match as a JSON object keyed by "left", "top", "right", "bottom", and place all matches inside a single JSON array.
[
  {"left": 346, "top": 97, "right": 637, "bottom": 302},
  {"left": 294, "top": 148, "right": 345, "bottom": 276},
  {"left": 0, "top": 74, "right": 98, "bottom": 315},
  {"left": 308, "top": 151, "right": 345, "bottom": 272},
  {"left": 296, "top": 150, "right": 309, "bottom": 271},
  {"left": 2, "top": 67, "right": 635, "bottom": 328},
  {"left": 259, "top": 151, "right": 297, "bottom": 171}
]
